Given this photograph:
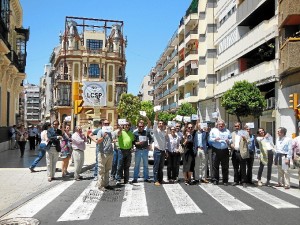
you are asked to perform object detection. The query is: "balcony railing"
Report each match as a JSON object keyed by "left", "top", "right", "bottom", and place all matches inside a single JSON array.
[
  {"left": 279, "top": 38, "right": 300, "bottom": 75},
  {"left": 278, "top": 0, "right": 300, "bottom": 27}
]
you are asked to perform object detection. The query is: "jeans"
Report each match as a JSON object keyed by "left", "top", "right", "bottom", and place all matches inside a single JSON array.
[
  {"left": 111, "top": 148, "right": 121, "bottom": 179},
  {"left": 30, "top": 148, "right": 46, "bottom": 169},
  {"left": 133, "top": 149, "right": 149, "bottom": 180},
  {"left": 117, "top": 149, "right": 131, "bottom": 183},
  {"left": 153, "top": 149, "right": 165, "bottom": 183},
  {"left": 94, "top": 146, "right": 99, "bottom": 177}
]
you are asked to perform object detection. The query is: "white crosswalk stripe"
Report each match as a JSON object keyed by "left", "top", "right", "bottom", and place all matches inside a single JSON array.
[
  {"left": 163, "top": 183, "right": 202, "bottom": 214},
  {"left": 200, "top": 184, "right": 253, "bottom": 211},
  {"left": 120, "top": 183, "right": 148, "bottom": 217},
  {"left": 58, "top": 181, "right": 101, "bottom": 221}
]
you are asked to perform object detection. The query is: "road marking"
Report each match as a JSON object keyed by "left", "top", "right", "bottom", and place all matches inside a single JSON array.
[
  {"left": 163, "top": 184, "right": 202, "bottom": 214},
  {"left": 200, "top": 184, "right": 253, "bottom": 211},
  {"left": 273, "top": 186, "right": 300, "bottom": 199},
  {"left": 58, "top": 181, "right": 101, "bottom": 221},
  {"left": 236, "top": 186, "right": 299, "bottom": 209},
  {"left": 2, "top": 181, "right": 75, "bottom": 219},
  {"left": 271, "top": 173, "right": 299, "bottom": 185},
  {"left": 120, "top": 183, "right": 148, "bottom": 217}
]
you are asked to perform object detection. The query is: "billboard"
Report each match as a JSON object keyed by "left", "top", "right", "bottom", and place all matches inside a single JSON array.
[{"left": 83, "top": 82, "right": 107, "bottom": 106}]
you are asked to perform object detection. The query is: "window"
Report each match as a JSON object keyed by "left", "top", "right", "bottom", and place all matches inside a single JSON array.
[
  {"left": 89, "top": 64, "right": 100, "bottom": 78},
  {"left": 0, "top": 0, "right": 10, "bottom": 30},
  {"left": 86, "top": 39, "right": 103, "bottom": 50}
]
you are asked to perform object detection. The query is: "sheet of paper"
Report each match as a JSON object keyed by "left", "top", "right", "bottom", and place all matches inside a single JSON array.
[
  {"left": 139, "top": 136, "right": 147, "bottom": 142},
  {"left": 139, "top": 111, "right": 146, "bottom": 116},
  {"left": 118, "top": 119, "right": 127, "bottom": 125}
]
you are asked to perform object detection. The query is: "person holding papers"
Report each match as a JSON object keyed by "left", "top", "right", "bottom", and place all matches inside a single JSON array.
[
  {"left": 230, "top": 122, "right": 250, "bottom": 187},
  {"left": 132, "top": 121, "right": 152, "bottom": 183},
  {"left": 256, "top": 128, "right": 275, "bottom": 187},
  {"left": 274, "top": 127, "right": 292, "bottom": 189},
  {"left": 209, "top": 120, "right": 231, "bottom": 186}
]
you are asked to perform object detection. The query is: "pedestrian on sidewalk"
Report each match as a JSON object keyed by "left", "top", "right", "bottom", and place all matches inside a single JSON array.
[
  {"left": 29, "top": 122, "right": 51, "bottom": 172},
  {"left": 28, "top": 126, "right": 37, "bottom": 150},
  {"left": 9, "top": 125, "right": 17, "bottom": 150},
  {"left": 46, "top": 120, "right": 63, "bottom": 182},
  {"left": 274, "top": 127, "right": 292, "bottom": 189},
  {"left": 60, "top": 124, "right": 72, "bottom": 177},
  {"left": 86, "top": 127, "right": 92, "bottom": 144},
  {"left": 71, "top": 125, "right": 87, "bottom": 181},
  {"left": 116, "top": 121, "right": 134, "bottom": 185},
  {"left": 16, "top": 124, "right": 28, "bottom": 158}
]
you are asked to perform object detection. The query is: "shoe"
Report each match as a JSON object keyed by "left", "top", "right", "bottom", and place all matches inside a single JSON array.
[
  {"left": 257, "top": 180, "right": 263, "bottom": 187},
  {"left": 193, "top": 179, "right": 200, "bottom": 184},
  {"left": 116, "top": 180, "right": 121, "bottom": 185},
  {"left": 29, "top": 168, "right": 37, "bottom": 173},
  {"left": 98, "top": 186, "right": 107, "bottom": 192},
  {"left": 184, "top": 181, "right": 190, "bottom": 185},
  {"left": 265, "top": 181, "right": 271, "bottom": 187},
  {"left": 131, "top": 179, "right": 138, "bottom": 184},
  {"left": 144, "top": 179, "right": 151, "bottom": 183},
  {"left": 284, "top": 186, "right": 290, "bottom": 189},
  {"left": 274, "top": 183, "right": 283, "bottom": 187},
  {"left": 213, "top": 181, "right": 218, "bottom": 185},
  {"left": 232, "top": 182, "right": 239, "bottom": 186},
  {"left": 154, "top": 182, "right": 161, "bottom": 186},
  {"left": 105, "top": 185, "right": 114, "bottom": 190},
  {"left": 223, "top": 182, "right": 228, "bottom": 186},
  {"left": 93, "top": 177, "right": 98, "bottom": 181},
  {"left": 201, "top": 178, "right": 209, "bottom": 183},
  {"left": 48, "top": 177, "right": 52, "bottom": 182},
  {"left": 242, "top": 183, "right": 247, "bottom": 188}
]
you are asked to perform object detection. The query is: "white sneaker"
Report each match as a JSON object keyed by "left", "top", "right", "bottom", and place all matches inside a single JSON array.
[{"left": 257, "top": 180, "right": 263, "bottom": 187}]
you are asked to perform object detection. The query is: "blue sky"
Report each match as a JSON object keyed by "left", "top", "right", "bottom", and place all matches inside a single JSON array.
[{"left": 20, "top": 0, "right": 191, "bottom": 95}]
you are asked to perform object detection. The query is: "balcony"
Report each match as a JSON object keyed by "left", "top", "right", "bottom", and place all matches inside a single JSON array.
[
  {"left": 185, "top": 30, "right": 198, "bottom": 44},
  {"left": 215, "top": 16, "right": 277, "bottom": 71},
  {"left": 162, "top": 105, "right": 170, "bottom": 111},
  {"left": 279, "top": 38, "right": 300, "bottom": 75},
  {"left": 278, "top": 0, "right": 300, "bottom": 27},
  {"left": 55, "top": 74, "right": 71, "bottom": 81},
  {"left": 184, "top": 13, "right": 198, "bottom": 27},
  {"left": 178, "top": 93, "right": 198, "bottom": 105},
  {"left": 169, "top": 84, "right": 178, "bottom": 94},
  {"left": 185, "top": 74, "right": 199, "bottom": 84},
  {"left": 185, "top": 50, "right": 198, "bottom": 63},
  {"left": 169, "top": 102, "right": 178, "bottom": 110},
  {"left": 215, "top": 59, "right": 278, "bottom": 96}
]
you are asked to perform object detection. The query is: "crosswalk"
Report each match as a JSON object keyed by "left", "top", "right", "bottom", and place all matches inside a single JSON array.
[{"left": 1, "top": 171, "right": 299, "bottom": 222}]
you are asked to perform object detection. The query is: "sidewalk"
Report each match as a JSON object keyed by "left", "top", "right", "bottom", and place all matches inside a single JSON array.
[{"left": 0, "top": 142, "right": 96, "bottom": 216}]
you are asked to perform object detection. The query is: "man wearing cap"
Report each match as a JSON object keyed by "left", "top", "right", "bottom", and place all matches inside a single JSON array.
[{"left": 116, "top": 121, "right": 134, "bottom": 185}]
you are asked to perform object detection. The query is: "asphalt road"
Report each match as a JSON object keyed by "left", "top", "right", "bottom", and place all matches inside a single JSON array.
[{"left": 1, "top": 161, "right": 299, "bottom": 225}]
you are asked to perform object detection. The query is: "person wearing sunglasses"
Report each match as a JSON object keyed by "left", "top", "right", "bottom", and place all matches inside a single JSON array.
[
  {"left": 256, "top": 127, "right": 274, "bottom": 187},
  {"left": 116, "top": 121, "right": 134, "bottom": 185},
  {"left": 182, "top": 123, "right": 196, "bottom": 185},
  {"left": 230, "top": 122, "right": 249, "bottom": 188},
  {"left": 208, "top": 119, "right": 231, "bottom": 186}
]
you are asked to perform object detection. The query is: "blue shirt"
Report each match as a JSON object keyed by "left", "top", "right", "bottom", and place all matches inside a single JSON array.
[
  {"left": 209, "top": 127, "right": 231, "bottom": 150},
  {"left": 248, "top": 134, "right": 255, "bottom": 153}
]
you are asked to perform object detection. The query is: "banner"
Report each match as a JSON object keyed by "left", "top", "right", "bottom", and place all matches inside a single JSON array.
[{"left": 83, "top": 82, "right": 107, "bottom": 106}]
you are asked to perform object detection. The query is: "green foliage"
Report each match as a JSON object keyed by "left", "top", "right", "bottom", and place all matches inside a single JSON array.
[
  {"left": 140, "top": 101, "right": 155, "bottom": 122},
  {"left": 177, "top": 102, "right": 197, "bottom": 116},
  {"left": 221, "top": 80, "right": 266, "bottom": 122},
  {"left": 117, "top": 93, "right": 141, "bottom": 124},
  {"left": 158, "top": 111, "right": 175, "bottom": 124}
]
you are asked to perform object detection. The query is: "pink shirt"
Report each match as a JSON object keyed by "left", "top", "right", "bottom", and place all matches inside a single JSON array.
[
  {"left": 292, "top": 136, "right": 300, "bottom": 158},
  {"left": 71, "top": 132, "right": 86, "bottom": 150}
]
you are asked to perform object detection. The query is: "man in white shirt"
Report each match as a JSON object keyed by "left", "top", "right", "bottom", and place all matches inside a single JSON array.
[{"left": 274, "top": 127, "right": 292, "bottom": 189}]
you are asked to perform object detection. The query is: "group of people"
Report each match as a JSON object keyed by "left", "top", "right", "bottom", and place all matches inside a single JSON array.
[
  {"left": 88, "top": 113, "right": 300, "bottom": 191},
  {"left": 22, "top": 115, "right": 300, "bottom": 191}
]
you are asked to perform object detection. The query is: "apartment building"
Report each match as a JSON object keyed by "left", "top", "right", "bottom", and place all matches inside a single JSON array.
[
  {"left": 47, "top": 17, "right": 127, "bottom": 127},
  {"left": 138, "top": 74, "right": 153, "bottom": 102},
  {"left": 24, "top": 83, "right": 40, "bottom": 126},
  {"left": 277, "top": 0, "right": 300, "bottom": 135},
  {"left": 0, "top": 0, "right": 29, "bottom": 150}
]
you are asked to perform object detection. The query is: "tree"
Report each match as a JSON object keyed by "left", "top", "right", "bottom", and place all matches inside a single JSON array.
[
  {"left": 158, "top": 111, "right": 175, "bottom": 124},
  {"left": 177, "top": 102, "right": 197, "bottom": 116},
  {"left": 221, "top": 80, "right": 266, "bottom": 123},
  {"left": 140, "top": 100, "right": 155, "bottom": 122},
  {"left": 117, "top": 93, "right": 141, "bottom": 125}
]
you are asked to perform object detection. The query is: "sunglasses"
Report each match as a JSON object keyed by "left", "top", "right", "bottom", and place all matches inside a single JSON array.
[
  {"left": 53, "top": 123, "right": 59, "bottom": 125},
  {"left": 188, "top": 127, "right": 193, "bottom": 129},
  {"left": 138, "top": 126, "right": 144, "bottom": 128},
  {"left": 104, "top": 123, "right": 110, "bottom": 125}
]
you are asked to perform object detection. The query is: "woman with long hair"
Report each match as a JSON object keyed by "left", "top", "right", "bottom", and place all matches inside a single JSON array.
[
  {"left": 16, "top": 125, "right": 28, "bottom": 158},
  {"left": 60, "top": 125, "right": 72, "bottom": 177}
]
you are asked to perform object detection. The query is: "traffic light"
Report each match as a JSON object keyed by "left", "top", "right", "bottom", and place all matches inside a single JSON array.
[
  {"left": 72, "top": 81, "right": 84, "bottom": 115},
  {"left": 296, "top": 109, "right": 300, "bottom": 120},
  {"left": 289, "top": 93, "right": 298, "bottom": 110}
]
